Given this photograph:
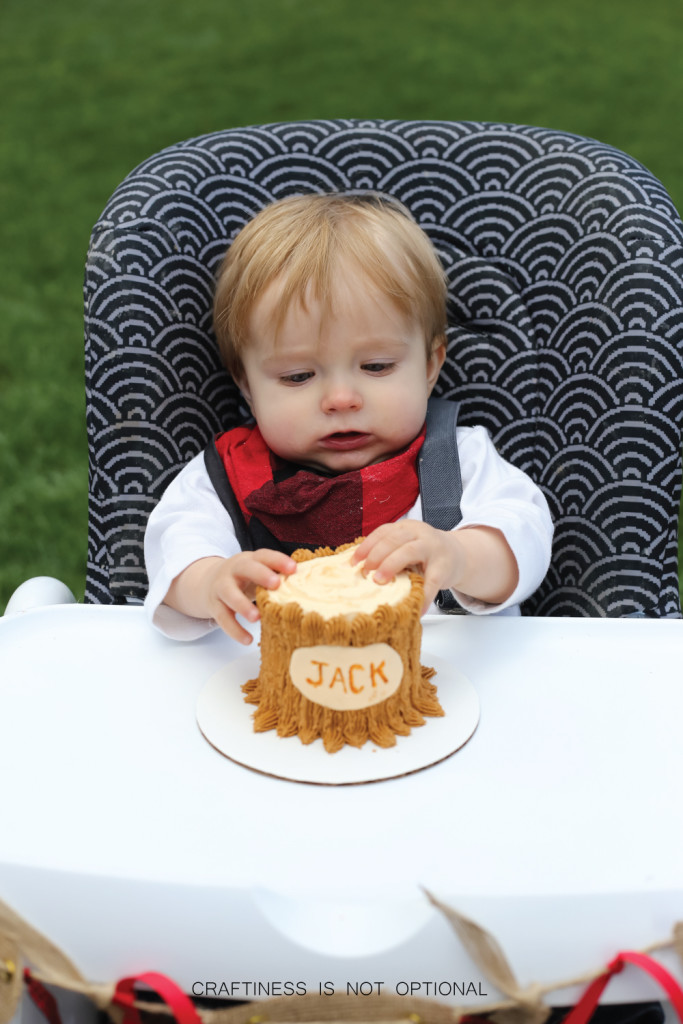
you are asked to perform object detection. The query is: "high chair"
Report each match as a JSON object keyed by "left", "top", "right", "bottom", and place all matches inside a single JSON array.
[
  {"left": 3, "top": 118, "right": 683, "bottom": 1024},
  {"left": 10, "top": 119, "right": 683, "bottom": 615}
]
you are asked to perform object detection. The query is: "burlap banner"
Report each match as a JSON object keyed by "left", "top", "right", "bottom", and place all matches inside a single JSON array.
[{"left": 1, "top": 890, "right": 682, "bottom": 1024}]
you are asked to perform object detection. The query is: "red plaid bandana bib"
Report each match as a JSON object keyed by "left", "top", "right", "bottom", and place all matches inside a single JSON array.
[{"left": 214, "top": 424, "right": 425, "bottom": 550}]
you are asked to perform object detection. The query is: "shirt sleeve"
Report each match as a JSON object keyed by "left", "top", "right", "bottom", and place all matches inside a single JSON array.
[
  {"left": 408, "top": 425, "right": 554, "bottom": 615},
  {"left": 144, "top": 453, "right": 241, "bottom": 639}
]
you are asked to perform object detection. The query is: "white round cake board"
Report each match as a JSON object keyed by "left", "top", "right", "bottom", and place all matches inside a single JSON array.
[{"left": 196, "top": 654, "right": 479, "bottom": 785}]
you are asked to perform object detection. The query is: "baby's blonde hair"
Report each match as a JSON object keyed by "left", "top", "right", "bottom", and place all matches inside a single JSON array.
[{"left": 212, "top": 193, "right": 447, "bottom": 379}]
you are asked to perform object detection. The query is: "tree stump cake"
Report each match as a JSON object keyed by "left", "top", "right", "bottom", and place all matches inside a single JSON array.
[{"left": 242, "top": 543, "right": 443, "bottom": 753}]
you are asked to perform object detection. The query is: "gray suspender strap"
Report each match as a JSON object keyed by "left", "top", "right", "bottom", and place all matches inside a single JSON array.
[{"left": 418, "top": 397, "right": 463, "bottom": 612}]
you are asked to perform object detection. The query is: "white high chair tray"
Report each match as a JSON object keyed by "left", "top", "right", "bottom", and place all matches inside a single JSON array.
[{"left": 1, "top": 606, "right": 682, "bottom": 1005}]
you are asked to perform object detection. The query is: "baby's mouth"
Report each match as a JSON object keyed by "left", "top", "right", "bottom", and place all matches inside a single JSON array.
[{"left": 320, "top": 432, "right": 372, "bottom": 450}]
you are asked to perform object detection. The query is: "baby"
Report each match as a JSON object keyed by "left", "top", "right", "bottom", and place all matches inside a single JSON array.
[{"left": 144, "top": 193, "right": 553, "bottom": 642}]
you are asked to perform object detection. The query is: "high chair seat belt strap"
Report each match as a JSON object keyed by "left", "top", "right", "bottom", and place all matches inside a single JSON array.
[
  {"left": 419, "top": 397, "right": 463, "bottom": 613},
  {"left": 204, "top": 435, "right": 253, "bottom": 552},
  {"left": 419, "top": 397, "right": 463, "bottom": 532}
]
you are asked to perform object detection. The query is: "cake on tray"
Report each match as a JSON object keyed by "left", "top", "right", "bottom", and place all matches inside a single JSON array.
[{"left": 242, "top": 543, "right": 443, "bottom": 753}]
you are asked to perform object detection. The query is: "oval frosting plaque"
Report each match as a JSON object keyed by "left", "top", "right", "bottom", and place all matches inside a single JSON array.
[{"left": 289, "top": 644, "right": 404, "bottom": 711}]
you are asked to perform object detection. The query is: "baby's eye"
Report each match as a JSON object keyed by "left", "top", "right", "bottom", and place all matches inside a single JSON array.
[
  {"left": 280, "top": 371, "right": 314, "bottom": 385},
  {"left": 362, "top": 362, "right": 395, "bottom": 375}
]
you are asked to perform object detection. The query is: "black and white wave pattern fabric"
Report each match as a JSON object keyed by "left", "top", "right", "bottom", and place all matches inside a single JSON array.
[{"left": 84, "top": 119, "right": 683, "bottom": 616}]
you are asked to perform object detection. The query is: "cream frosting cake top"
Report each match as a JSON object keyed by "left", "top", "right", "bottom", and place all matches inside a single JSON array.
[{"left": 266, "top": 546, "right": 411, "bottom": 619}]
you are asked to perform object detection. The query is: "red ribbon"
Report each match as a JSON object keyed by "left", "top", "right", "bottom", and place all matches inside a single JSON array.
[
  {"left": 23, "top": 969, "right": 64, "bottom": 1024},
  {"left": 112, "top": 972, "right": 203, "bottom": 1024},
  {"left": 563, "top": 951, "right": 683, "bottom": 1024}
]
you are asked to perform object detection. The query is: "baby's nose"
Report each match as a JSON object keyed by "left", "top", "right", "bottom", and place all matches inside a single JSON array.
[{"left": 321, "top": 381, "right": 362, "bottom": 412}]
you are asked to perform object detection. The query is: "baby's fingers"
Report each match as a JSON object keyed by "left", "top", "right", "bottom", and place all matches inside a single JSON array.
[
  {"left": 233, "top": 551, "right": 295, "bottom": 592},
  {"left": 211, "top": 596, "right": 258, "bottom": 646},
  {"left": 351, "top": 527, "right": 395, "bottom": 567},
  {"left": 255, "top": 549, "right": 298, "bottom": 573},
  {"left": 370, "top": 543, "right": 421, "bottom": 583},
  {"left": 352, "top": 530, "right": 407, "bottom": 578},
  {"left": 212, "top": 551, "right": 297, "bottom": 644},
  {"left": 250, "top": 549, "right": 297, "bottom": 587}
]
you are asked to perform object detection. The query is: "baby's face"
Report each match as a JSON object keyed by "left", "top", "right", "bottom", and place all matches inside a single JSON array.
[{"left": 238, "top": 263, "right": 445, "bottom": 474}]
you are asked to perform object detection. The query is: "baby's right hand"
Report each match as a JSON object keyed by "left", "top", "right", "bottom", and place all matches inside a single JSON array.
[{"left": 165, "top": 550, "right": 297, "bottom": 645}]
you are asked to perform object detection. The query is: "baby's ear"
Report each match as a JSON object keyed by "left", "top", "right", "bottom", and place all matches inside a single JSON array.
[
  {"left": 427, "top": 336, "right": 446, "bottom": 390},
  {"left": 236, "top": 374, "right": 254, "bottom": 409}
]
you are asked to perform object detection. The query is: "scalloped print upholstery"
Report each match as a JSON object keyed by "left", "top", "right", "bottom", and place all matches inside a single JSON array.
[{"left": 84, "top": 119, "right": 683, "bottom": 616}]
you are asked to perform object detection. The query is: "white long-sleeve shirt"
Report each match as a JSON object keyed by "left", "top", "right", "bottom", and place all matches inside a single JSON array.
[{"left": 144, "top": 425, "right": 553, "bottom": 639}]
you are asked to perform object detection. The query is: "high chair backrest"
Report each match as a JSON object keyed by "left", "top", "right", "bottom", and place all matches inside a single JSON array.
[{"left": 84, "top": 119, "right": 683, "bottom": 616}]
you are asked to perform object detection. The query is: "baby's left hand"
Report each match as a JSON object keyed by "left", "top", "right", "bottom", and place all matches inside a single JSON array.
[
  {"left": 351, "top": 521, "right": 463, "bottom": 613},
  {"left": 351, "top": 520, "right": 518, "bottom": 613}
]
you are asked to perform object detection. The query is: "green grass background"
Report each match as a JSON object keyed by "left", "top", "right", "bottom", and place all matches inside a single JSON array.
[{"left": 2, "top": 0, "right": 683, "bottom": 610}]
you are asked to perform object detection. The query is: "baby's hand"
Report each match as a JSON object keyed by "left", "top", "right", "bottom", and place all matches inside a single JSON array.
[
  {"left": 352, "top": 521, "right": 518, "bottom": 614},
  {"left": 166, "top": 550, "right": 296, "bottom": 645},
  {"left": 352, "top": 522, "right": 461, "bottom": 613}
]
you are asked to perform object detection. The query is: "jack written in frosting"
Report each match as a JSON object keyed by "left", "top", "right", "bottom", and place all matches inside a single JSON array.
[{"left": 289, "top": 643, "right": 404, "bottom": 710}]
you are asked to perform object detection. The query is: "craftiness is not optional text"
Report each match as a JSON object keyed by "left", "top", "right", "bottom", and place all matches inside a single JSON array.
[{"left": 190, "top": 980, "right": 489, "bottom": 998}]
